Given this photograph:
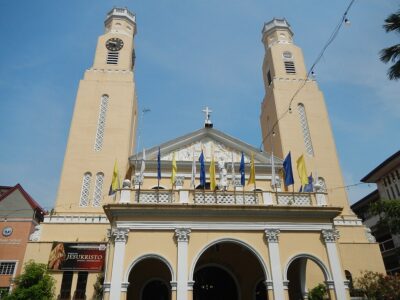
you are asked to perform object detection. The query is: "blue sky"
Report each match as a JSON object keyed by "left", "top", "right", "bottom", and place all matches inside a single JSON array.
[{"left": 0, "top": 1, "right": 398, "bottom": 210}]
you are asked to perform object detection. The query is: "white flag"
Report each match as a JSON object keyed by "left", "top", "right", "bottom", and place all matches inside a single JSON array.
[
  {"left": 190, "top": 149, "right": 196, "bottom": 188},
  {"left": 231, "top": 152, "right": 235, "bottom": 186},
  {"left": 271, "top": 151, "right": 276, "bottom": 188},
  {"left": 140, "top": 149, "right": 146, "bottom": 181}
]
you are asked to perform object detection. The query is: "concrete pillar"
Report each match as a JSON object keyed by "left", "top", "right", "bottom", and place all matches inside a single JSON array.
[
  {"left": 109, "top": 228, "right": 129, "bottom": 300},
  {"left": 175, "top": 228, "right": 191, "bottom": 300},
  {"left": 321, "top": 229, "right": 347, "bottom": 300},
  {"left": 265, "top": 229, "right": 285, "bottom": 300}
]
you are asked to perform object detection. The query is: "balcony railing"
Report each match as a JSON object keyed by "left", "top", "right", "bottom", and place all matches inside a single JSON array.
[{"left": 119, "top": 188, "right": 328, "bottom": 207}]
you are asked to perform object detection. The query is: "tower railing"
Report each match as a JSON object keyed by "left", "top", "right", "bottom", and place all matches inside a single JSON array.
[{"left": 118, "top": 188, "right": 328, "bottom": 207}]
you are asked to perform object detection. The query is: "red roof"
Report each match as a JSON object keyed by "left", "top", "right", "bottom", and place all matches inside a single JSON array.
[{"left": 0, "top": 183, "right": 46, "bottom": 215}]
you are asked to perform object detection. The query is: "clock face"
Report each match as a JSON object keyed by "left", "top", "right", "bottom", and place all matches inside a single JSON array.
[
  {"left": 2, "top": 226, "right": 12, "bottom": 237},
  {"left": 106, "top": 38, "right": 124, "bottom": 51}
]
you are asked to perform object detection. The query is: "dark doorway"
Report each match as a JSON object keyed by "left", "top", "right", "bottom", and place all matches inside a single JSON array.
[
  {"left": 255, "top": 280, "right": 267, "bottom": 300},
  {"left": 142, "top": 280, "right": 169, "bottom": 300},
  {"left": 193, "top": 266, "right": 238, "bottom": 300}
]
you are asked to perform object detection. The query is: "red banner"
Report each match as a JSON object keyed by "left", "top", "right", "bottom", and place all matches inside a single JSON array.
[{"left": 48, "top": 242, "right": 106, "bottom": 272}]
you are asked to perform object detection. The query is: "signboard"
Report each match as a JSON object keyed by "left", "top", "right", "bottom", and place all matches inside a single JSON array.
[{"left": 48, "top": 242, "right": 106, "bottom": 272}]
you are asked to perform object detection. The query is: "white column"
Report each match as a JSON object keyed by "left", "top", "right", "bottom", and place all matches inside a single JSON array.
[
  {"left": 321, "top": 229, "right": 347, "bottom": 300},
  {"left": 265, "top": 229, "right": 285, "bottom": 300},
  {"left": 175, "top": 228, "right": 191, "bottom": 300},
  {"left": 109, "top": 228, "right": 129, "bottom": 300}
]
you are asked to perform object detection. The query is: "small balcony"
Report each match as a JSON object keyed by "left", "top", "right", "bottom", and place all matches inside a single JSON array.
[{"left": 119, "top": 188, "right": 328, "bottom": 207}]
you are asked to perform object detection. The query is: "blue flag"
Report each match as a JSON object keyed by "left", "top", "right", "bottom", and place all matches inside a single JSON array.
[
  {"left": 240, "top": 152, "right": 245, "bottom": 186},
  {"left": 199, "top": 150, "right": 206, "bottom": 187},
  {"left": 157, "top": 147, "right": 161, "bottom": 180},
  {"left": 283, "top": 152, "right": 294, "bottom": 186},
  {"left": 304, "top": 173, "right": 314, "bottom": 192}
]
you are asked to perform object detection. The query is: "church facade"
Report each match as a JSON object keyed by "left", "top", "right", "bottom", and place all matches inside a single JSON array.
[{"left": 24, "top": 8, "right": 384, "bottom": 300}]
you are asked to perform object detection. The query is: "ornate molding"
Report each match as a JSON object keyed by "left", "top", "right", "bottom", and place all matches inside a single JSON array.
[
  {"left": 112, "top": 228, "right": 129, "bottom": 243},
  {"left": 365, "top": 227, "right": 376, "bottom": 243},
  {"left": 121, "top": 282, "right": 130, "bottom": 292},
  {"left": 29, "top": 225, "right": 41, "bottom": 241},
  {"left": 264, "top": 280, "right": 274, "bottom": 290},
  {"left": 265, "top": 229, "right": 280, "bottom": 243},
  {"left": 175, "top": 228, "right": 191, "bottom": 242},
  {"left": 321, "top": 229, "right": 339, "bottom": 243},
  {"left": 103, "top": 282, "right": 111, "bottom": 292}
]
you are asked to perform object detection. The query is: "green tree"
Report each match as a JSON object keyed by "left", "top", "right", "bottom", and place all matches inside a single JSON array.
[
  {"left": 380, "top": 8, "right": 400, "bottom": 80},
  {"left": 3, "top": 261, "right": 55, "bottom": 300},
  {"left": 355, "top": 271, "right": 400, "bottom": 300},
  {"left": 92, "top": 273, "right": 104, "bottom": 300},
  {"left": 369, "top": 199, "right": 400, "bottom": 234},
  {"left": 307, "top": 283, "right": 328, "bottom": 300}
]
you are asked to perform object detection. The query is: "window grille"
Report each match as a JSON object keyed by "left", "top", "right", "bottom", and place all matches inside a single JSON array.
[
  {"left": 106, "top": 51, "right": 119, "bottom": 65},
  {"left": 0, "top": 262, "right": 16, "bottom": 275},
  {"left": 94, "top": 95, "right": 109, "bottom": 151},
  {"left": 297, "top": 103, "right": 314, "bottom": 156},
  {"left": 284, "top": 61, "right": 296, "bottom": 74},
  {"left": 92, "top": 172, "right": 104, "bottom": 207},
  {"left": 79, "top": 173, "right": 91, "bottom": 207}
]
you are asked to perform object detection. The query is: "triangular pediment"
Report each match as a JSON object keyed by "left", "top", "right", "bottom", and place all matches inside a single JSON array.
[{"left": 130, "top": 128, "right": 282, "bottom": 165}]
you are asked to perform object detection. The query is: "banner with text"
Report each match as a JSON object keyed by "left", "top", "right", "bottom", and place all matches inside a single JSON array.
[{"left": 48, "top": 242, "right": 106, "bottom": 272}]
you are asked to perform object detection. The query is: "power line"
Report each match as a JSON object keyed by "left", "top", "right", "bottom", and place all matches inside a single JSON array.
[{"left": 260, "top": 0, "right": 357, "bottom": 150}]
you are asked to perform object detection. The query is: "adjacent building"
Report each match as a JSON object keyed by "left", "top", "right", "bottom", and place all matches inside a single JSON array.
[
  {"left": 351, "top": 150, "right": 400, "bottom": 275},
  {"left": 0, "top": 184, "right": 45, "bottom": 296},
  {"left": 23, "top": 8, "right": 385, "bottom": 300}
]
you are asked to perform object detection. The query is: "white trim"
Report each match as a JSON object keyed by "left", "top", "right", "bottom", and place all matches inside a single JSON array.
[
  {"left": 44, "top": 215, "right": 109, "bottom": 224},
  {"left": 116, "top": 221, "right": 333, "bottom": 231},
  {"left": 194, "top": 263, "right": 242, "bottom": 300},
  {"left": 333, "top": 219, "right": 363, "bottom": 226},
  {"left": 124, "top": 253, "right": 175, "bottom": 282},
  {"left": 283, "top": 253, "right": 332, "bottom": 281},
  {"left": 189, "top": 237, "right": 271, "bottom": 281}
]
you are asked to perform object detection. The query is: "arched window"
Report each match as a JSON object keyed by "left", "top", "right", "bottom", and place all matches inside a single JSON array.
[
  {"left": 79, "top": 172, "right": 92, "bottom": 207},
  {"left": 94, "top": 95, "right": 109, "bottom": 151},
  {"left": 297, "top": 103, "right": 314, "bottom": 156},
  {"left": 92, "top": 172, "right": 104, "bottom": 207}
]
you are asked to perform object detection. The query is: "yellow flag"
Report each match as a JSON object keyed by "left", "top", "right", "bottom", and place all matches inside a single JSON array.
[
  {"left": 209, "top": 155, "right": 216, "bottom": 191},
  {"left": 296, "top": 155, "right": 308, "bottom": 186},
  {"left": 171, "top": 152, "right": 177, "bottom": 185},
  {"left": 109, "top": 160, "right": 120, "bottom": 196},
  {"left": 247, "top": 152, "right": 256, "bottom": 185}
]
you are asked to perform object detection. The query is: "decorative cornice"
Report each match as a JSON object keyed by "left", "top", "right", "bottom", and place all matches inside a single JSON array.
[
  {"left": 112, "top": 228, "right": 129, "bottom": 243},
  {"left": 175, "top": 228, "right": 191, "bottom": 242},
  {"left": 321, "top": 229, "right": 340, "bottom": 243},
  {"left": 265, "top": 229, "right": 280, "bottom": 243},
  {"left": 44, "top": 215, "right": 108, "bottom": 224},
  {"left": 115, "top": 221, "right": 333, "bottom": 231},
  {"left": 171, "top": 281, "right": 178, "bottom": 290}
]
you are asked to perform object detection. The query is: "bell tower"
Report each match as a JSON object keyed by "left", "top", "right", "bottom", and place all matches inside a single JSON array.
[
  {"left": 260, "top": 19, "right": 353, "bottom": 214},
  {"left": 55, "top": 8, "right": 138, "bottom": 213}
]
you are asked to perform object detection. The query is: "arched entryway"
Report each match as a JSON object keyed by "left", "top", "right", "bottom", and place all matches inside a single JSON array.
[
  {"left": 126, "top": 255, "right": 173, "bottom": 300},
  {"left": 192, "top": 240, "right": 270, "bottom": 300},
  {"left": 285, "top": 254, "right": 331, "bottom": 300},
  {"left": 141, "top": 279, "right": 169, "bottom": 300},
  {"left": 194, "top": 265, "right": 238, "bottom": 300}
]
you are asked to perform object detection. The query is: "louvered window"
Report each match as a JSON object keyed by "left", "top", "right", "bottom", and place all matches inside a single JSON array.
[
  {"left": 106, "top": 51, "right": 119, "bottom": 65},
  {"left": 297, "top": 103, "right": 314, "bottom": 156},
  {"left": 284, "top": 61, "right": 296, "bottom": 74},
  {"left": 79, "top": 173, "right": 91, "bottom": 207},
  {"left": 94, "top": 95, "right": 109, "bottom": 151},
  {"left": 92, "top": 172, "right": 104, "bottom": 207}
]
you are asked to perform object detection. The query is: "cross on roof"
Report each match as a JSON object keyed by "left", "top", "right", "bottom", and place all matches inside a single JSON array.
[{"left": 202, "top": 106, "right": 213, "bottom": 128}]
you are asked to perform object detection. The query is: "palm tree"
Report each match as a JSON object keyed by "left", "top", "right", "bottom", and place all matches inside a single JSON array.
[{"left": 380, "top": 9, "right": 400, "bottom": 80}]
